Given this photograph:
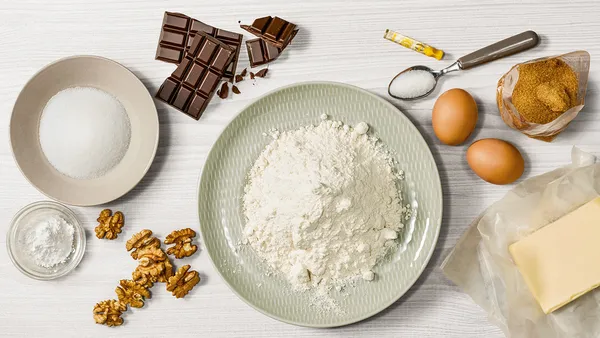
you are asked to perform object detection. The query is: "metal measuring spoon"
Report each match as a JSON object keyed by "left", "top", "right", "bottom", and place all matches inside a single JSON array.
[{"left": 388, "top": 30, "right": 540, "bottom": 100}]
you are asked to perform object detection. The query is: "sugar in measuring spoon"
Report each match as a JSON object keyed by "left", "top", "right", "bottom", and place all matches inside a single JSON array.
[{"left": 388, "top": 31, "right": 540, "bottom": 100}]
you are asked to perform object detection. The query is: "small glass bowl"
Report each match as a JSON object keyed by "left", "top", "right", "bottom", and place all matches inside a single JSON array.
[{"left": 6, "top": 201, "right": 86, "bottom": 280}]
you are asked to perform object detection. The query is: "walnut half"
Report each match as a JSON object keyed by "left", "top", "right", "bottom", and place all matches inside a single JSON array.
[
  {"left": 93, "top": 299, "right": 126, "bottom": 327},
  {"left": 164, "top": 228, "right": 198, "bottom": 259},
  {"left": 126, "top": 229, "right": 160, "bottom": 259},
  {"left": 115, "top": 280, "right": 151, "bottom": 308},
  {"left": 166, "top": 264, "right": 200, "bottom": 298},
  {"left": 134, "top": 246, "right": 166, "bottom": 279},
  {"left": 133, "top": 246, "right": 173, "bottom": 284},
  {"left": 95, "top": 209, "right": 125, "bottom": 240},
  {"left": 131, "top": 269, "right": 154, "bottom": 289},
  {"left": 157, "top": 257, "right": 174, "bottom": 283}
]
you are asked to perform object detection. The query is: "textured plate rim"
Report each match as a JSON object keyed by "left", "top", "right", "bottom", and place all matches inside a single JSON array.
[
  {"left": 8, "top": 55, "right": 160, "bottom": 206},
  {"left": 198, "top": 81, "right": 443, "bottom": 328}
]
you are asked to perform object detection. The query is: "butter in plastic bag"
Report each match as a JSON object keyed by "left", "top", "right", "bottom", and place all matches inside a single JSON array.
[{"left": 441, "top": 147, "right": 600, "bottom": 338}]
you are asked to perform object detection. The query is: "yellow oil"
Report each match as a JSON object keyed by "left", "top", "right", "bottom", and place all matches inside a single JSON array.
[{"left": 384, "top": 30, "right": 444, "bottom": 60}]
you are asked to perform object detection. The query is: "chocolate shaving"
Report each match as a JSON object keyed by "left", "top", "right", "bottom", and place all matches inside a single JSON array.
[
  {"left": 250, "top": 72, "right": 255, "bottom": 79},
  {"left": 232, "top": 85, "right": 241, "bottom": 94},
  {"left": 240, "top": 68, "right": 247, "bottom": 77},
  {"left": 235, "top": 75, "right": 244, "bottom": 83},
  {"left": 255, "top": 68, "right": 269, "bottom": 78},
  {"left": 217, "top": 82, "right": 229, "bottom": 99}
]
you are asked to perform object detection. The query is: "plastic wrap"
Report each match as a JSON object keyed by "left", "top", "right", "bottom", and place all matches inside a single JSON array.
[
  {"left": 441, "top": 147, "right": 599, "bottom": 338},
  {"left": 497, "top": 51, "right": 590, "bottom": 142}
]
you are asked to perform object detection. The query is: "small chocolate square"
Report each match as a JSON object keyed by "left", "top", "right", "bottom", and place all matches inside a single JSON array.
[
  {"left": 163, "top": 12, "right": 190, "bottom": 30},
  {"left": 197, "top": 40, "right": 218, "bottom": 65},
  {"left": 199, "top": 71, "right": 220, "bottom": 96},
  {"left": 173, "top": 86, "right": 193, "bottom": 110},
  {"left": 187, "top": 93, "right": 208, "bottom": 119},
  {"left": 191, "top": 20, "right": 216, "bottom": 35},
  {"left": 249, "top": 17, "right": 270, "bottom": 34},
  {"left": 156, "top": 78, "right": 179, "bottom": 102},
  {"left": 247, "top": 39, "right": 267, "bottom": 65},
  {"left": 211, "top": 48, "right": 234, "bottom": 73},
  {"left": 172, "top": 57, "right": 192, "bottom": 80},
  {"left": 264, "top": 17, "right": 286, "bottom": 40},
  {"left": 160, "top": 29, "right": 187, "bottom": 47},
  {"left": 156, "top": 45, "right": 183, "bottom": 63},
  {"left": 184, "top": 62, "right": 205, "bottom": 87},
  {"left": 216, "top": 29, "right": 241, "bottom": 41}
]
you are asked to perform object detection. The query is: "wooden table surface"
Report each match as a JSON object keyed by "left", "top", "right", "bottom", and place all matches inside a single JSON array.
[{"left": 1, "top": 0, "right": 598, "bottom": 336}]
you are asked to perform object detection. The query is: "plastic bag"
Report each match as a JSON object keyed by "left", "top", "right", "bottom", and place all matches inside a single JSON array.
[
  {"left": 441, "top": 147, "right": 599, "bottom": 338},
  {"left": 497, "top": 51, "right": 590, "bottom": 142}
]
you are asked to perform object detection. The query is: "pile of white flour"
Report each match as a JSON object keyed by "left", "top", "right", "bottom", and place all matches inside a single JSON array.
[{"left": 243, "top": 118, "right": 407, "bottom": 294}]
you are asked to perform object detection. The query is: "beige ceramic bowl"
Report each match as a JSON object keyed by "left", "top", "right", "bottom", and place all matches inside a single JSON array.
[{"left": 10, "top": 56, "right": 159, "bottom": 206}]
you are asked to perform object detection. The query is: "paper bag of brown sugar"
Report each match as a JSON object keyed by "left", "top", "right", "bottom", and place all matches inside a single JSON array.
[
  {"left": 441, "top": 147, "right": 600, "bottom": 338},
  {"left": 497, "top": 51, "right": 590, "bottom": 142}
]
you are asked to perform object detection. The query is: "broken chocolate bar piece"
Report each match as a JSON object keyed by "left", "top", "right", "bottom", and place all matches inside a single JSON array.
[
  {"left": 254, "top": 68, "right": 268, "bottom": 78},
  {"left": 240, "top": 16, "right": 298, "bottom": 49},
  {"left": 217, "top": 82, "right": 229, "bottom": 99},
  {"left": 156, "top": 11, "right": 242, "bottom": 80},
  {"left": 246, "top": 39, "right": 280, "bottom": 67},
  {"left": 156, "top": 32, "right": 235, "bottom": 120},
  {"left": 245, "top": 30, "right": 298, "bottom": 67}
]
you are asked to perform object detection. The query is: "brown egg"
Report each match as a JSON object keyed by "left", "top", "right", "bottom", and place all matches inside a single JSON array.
[
  {"left": 432, "top": 88, "right": 478, "bottom": 145},
  {"left": 466, "top": 138, "right": 525, "bottom": 185}
]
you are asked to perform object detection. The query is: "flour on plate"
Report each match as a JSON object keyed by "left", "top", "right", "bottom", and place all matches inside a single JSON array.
[{"left": 242, "top": 119, "right": 407, "bottom": 301}]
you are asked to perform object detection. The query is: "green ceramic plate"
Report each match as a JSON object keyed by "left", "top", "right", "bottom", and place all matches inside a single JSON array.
[{"left": 198, "top": 82, "right": 442, "bottom": 327}]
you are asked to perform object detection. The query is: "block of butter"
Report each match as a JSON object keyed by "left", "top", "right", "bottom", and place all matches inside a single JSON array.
[{"left": 509, "top": 197, "right": 600, "bottom": 314}]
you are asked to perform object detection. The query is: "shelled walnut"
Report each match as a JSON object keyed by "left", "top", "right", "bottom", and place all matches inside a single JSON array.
[
  {"left": 156, "top": 257, "right": 174, "bottom": 283},
  {"left": 93, "top": 300, "right": 126, "bottom": 327},
  {"left": 131, "top": 270, "right": 154, "bottom": 289},
  {"left": 134, "top": 246, "right": 167, "bottom": 280},
  {"left": 95, "top": 209, "right": 125, "bottom": 240},
  {"left": 166, "top": 264, "right": 200, "bottom": 298},
  {"left": 164, "top": 228, "right": 198, "bottom": 259},
  {"left": 93, "top": 226, "right": 203, "bottom": 327},
  {"left": 115, "top": 280, "right": 151, "bottom": 308},
  {"left": 137, "top": 246, "right": 167, "bottom": 262},
  {"left": 133, "top": 246, "right": 174, "bottom": 284},
  {"left": 126, "top": 229, "right": 160, "bottom": 259}
]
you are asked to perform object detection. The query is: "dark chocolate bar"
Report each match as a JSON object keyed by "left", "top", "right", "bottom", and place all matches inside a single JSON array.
[
  {"left": 155, "top": 32, "right": 235, "bottom": 120},
  {"left": 245, "top": 30, "right": 298, "bottom": 67},
  {"left": 240, "top": 16, "right": 298, "bottom": 49},
  {"left": 156, "top": 12, "right": 242, "bottom": 80}
]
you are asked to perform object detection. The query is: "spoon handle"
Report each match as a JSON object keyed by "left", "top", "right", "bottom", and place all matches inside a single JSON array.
[{"left": 457, "top": 31, "right": 539, "bottom": 70}]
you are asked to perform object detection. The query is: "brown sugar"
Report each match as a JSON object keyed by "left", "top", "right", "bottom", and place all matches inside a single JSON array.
[{"left": 512, "top": 58, "right": 579, "bottom": 124}]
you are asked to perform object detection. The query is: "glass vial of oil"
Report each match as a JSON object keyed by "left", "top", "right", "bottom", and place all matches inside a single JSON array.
[{"left": 384, "top": 29, "right": 444, "bottom": 60}]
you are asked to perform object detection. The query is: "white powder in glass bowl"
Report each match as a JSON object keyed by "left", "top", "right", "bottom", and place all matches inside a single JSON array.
[{"left": 39, "top": 87, "right": 131, "bottom": 179}]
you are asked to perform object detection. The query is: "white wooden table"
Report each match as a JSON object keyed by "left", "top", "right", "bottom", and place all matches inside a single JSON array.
[{"left": 1, "top": 0, "right": 598, "bottom": 336}]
